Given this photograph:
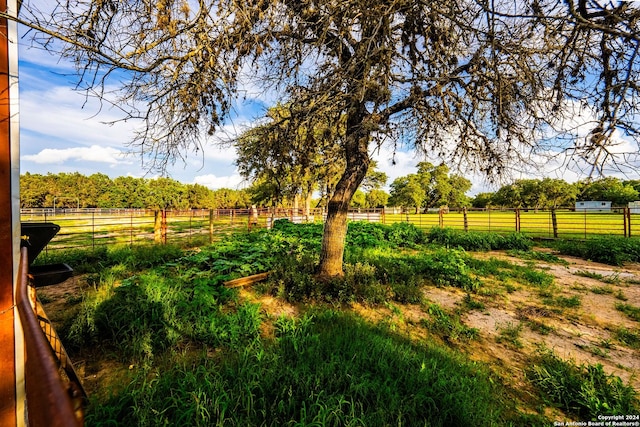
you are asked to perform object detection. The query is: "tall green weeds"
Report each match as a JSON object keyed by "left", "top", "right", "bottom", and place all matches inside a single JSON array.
[
  {"left": 33, "top": 244, "right": 184, "bottom": 273},
  {"left": 427, "top": 227, "right": 533, "bottom": 251},
  {"left": 87, "top": 310, "right": 520, "bottom": 426},
  {"left": 554, "top": 236, "right": 640, "bottom": 266},
  {"left": 527, "top": 347, "right": 638, "bottom": 419}
]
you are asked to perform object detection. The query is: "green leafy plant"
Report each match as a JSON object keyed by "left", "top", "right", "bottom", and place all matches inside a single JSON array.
[
  {"left": 525, "top": 319, "right": 554, "bottom": 335},
  {"left": 554, "top": 237, "right": 640, "bottom": 266},
  {"left": 574, "top": 270, "right": 605, "bottom": 280},
  {"left": 462, "top": 293, "right": 485, "bottom": 311},
  {"left": 527, "top": 347, "right": 638, "bottom": 419},
  {"left": 427, "top": 227, "right": 533, "bottom": 251},
  {"left": 614, "top": 327, "right": 640, "bottom": 349},
  {"left": 466, "top": 257, "right": 554, "bottom": 292},
  {"left": 421, "top": 303, "right": 479, "bottom": 343},
  {"left": 615, "top": 303, "right": 640, "bottom": 321},
  {"left": 590, "top": 286, "right": 614, "bottom": 295},
  {"left": 615, "top": 290, "right": 628, "bottom": 301},
  {"left": 542, "top": 295, "right": 581, "bottom": 309},
  {"left": 496, "top": 322, "right": 524, "bottom": 348}
]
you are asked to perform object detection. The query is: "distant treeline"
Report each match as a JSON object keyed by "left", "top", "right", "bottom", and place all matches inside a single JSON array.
[
  {"left": 20, "top": 172, "right": 640, "bottom": 211},
  {"left": 471, "top": 177, "right": 640, "bottom": 209},
  {"left": 20, "top": 172, "right": 252, "bottom": 209}
]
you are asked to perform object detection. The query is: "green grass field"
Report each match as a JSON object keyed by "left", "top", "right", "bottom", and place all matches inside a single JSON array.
[
  {"left": 382, "top": 210, "right": 636, "bottom": 239},
  {"left": 21, "top": 208, "right": 639, "bottom": 255},
  {"left": 21, "top": 210, "right": 252, "bottom": 253}
]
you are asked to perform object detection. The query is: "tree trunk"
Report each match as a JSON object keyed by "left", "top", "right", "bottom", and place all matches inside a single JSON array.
[
  {"left": 293, "top": 193, "right": 300, "bottom": 214},
  {"left": 316, "top": 109, "right": 370, "bottom": 278},
  {"left": 303, "top": 186, "right": 313, "bottom": 218}
]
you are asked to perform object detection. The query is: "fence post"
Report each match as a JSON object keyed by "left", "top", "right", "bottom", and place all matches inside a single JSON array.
[
  {"left": 154, "top": 210, "right": 162, "bottom": 243},
  {"left": 162, "top": 209, "right": 167, "bottom": 244},
  {"left": 130, "top": 209, "right": 133, "bottom": 246},
  {"left": 209, "top": 209, "right": 214, "bottom": 244},
  {"left": 92, "top": 211, "right": 95, "bottom": 249},
  {"left": 551, "top": 208, "right": 558, "bottom": 238},
  {"left": 624, "top": 207, "right": 631, "bottom": 237},
  {"left": 438, "top": 208, "right": 444, "bottom": 228},
  {"left": 463, "top": 207, "right": 468, "bottom": 232},
  {"left": 515, "top": 208, "right": 520, "bottom": 233}
]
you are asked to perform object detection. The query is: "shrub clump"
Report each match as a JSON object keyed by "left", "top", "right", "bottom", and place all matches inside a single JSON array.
[
  {"left": 554, "top": 236, "right": 640, "bottom": 266},
  {"left": 427, "top": 227, "right": 532, "bottom": 251},
  {"left": 346, "top": 221, "right": 427, "bottom": 248}
]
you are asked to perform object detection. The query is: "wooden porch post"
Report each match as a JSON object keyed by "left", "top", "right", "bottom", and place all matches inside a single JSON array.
[{"left": 0, "top": 0, "right": 20, "bottom": 425}]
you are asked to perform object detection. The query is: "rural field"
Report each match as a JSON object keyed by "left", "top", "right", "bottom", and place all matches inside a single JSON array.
[
  {"left": 34, "top": 222, "right": 640, "bottom": 426},
  {"left": 22, "top": 208, "right": 640, "bottom": 255},
  {"left": 385, "top": 209, "right": 638, "bottom": 239}
]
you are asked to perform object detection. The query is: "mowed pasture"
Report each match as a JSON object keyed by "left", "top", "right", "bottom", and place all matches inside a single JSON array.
[
  {"left": 21, "top": 209, "right": 251, "bottom": 253},
  {"left": 21, "top": 208, "right": 639, "bottom": 257},
  {"left": 384, "top": 209, "right": 637, "bottom": 238}
]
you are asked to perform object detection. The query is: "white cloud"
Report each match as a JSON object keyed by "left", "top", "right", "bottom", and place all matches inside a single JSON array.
[
  {"left": 193, "top": 173, "right": 247, "bottom": 190},
  {"left": 22, "top": 145, "right": 127, "bottom": 164},
  {"left": 371, "top": 145, "right": 422, "bottom": 187},
  {"left": 20, "top": 85, "right": 138, "bottom": 148}
]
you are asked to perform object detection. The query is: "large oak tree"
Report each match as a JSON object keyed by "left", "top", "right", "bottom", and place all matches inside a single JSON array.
[{"left": 12, "top": 0, "right": 640, "bottom": 277}]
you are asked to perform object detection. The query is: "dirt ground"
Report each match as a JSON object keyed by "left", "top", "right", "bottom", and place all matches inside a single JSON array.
[
  {"left": 38, "top": 248, "right": 640, "bottom": 415},
  {"left": 238, "top": 249, "right": 640, "bottom": 421}
]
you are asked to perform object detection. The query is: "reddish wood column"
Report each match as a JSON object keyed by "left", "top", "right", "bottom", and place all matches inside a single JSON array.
[{"left": 0, "top": 0, "right": 17, "bottom": 424}]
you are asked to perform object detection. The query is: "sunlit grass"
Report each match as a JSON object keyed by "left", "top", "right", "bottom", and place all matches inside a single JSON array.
[{"left": 383, "top": 211, "right": 635, "bottom": 238}]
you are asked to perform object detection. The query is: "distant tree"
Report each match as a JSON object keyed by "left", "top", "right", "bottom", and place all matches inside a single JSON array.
[
  {"left": 471, "top": 193, "right": 494, "bottom": 209},
  {"left": 388, "top": 175, "right": 426, "bottom": 214},
  {"left": 389, "top": 163, "right": 471, "bottom": 211},
  {"left": 539, "top": 178, "right": 577, "bottom": 208},
  {"left": 365, "top": 189, "right": 389, "bottom": 209},
  {"left": 578, "top": 178, "right": 639, "bottom": 206},
  {"left": 361, "top": 161, "right": 388, "bottom": 192},
  {"left": 187, "top": 183, "right": 215, "bottom": 209},
  {"left": 350, "top": 190, "right": 367, "bottom": 209},
  {"left": 417, "top": 163, "right": 471, "bottom": 209},
  {"left": 20, "top": 172, "right": 240, "bottom": 209},
  {"left": 146, "top": 177, "right": 188, "bottom": 210},
  {"left": 492, "top": 178, "right": 578, "bottom": 209},
  {"left": 235, "top": 104, "right": 343, "bottom": 213},
  {"left": 86, "top": 173, "right": 115, "bottom": 208},
  {"left": 623, "top": 180, "right": 640, "bottom": 198},
  {"left": 20, "top": 173, "right": 48, "bottom": 208},
  {"left": 492, "top": 183, "right": 523, "bottom": 208},
  {"left": 112, "top": 176, "right": 149, "bottom": 208},
  {"left": 211, "top": 188, "right": 251, "bottom": 209}
]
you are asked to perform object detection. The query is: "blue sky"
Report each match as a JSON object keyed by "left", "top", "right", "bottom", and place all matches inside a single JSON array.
[
  {"left": 15, "top": 23, "right": 640, "bottom": 196},
  {"left": 17, "top": 41, "right": 435, "bottom": 192}
]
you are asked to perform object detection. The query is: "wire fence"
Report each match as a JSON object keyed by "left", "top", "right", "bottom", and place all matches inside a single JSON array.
[{"left": 20, "top": 206, "right": 639, "bottom": 254}]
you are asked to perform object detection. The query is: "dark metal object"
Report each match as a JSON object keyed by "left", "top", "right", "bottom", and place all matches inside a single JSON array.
[
  {"left": 21, "top": 222, "right": 73, "bottom": 286},
  {"left": 28, "top": 263, "right": 74, "bottom": 288}
]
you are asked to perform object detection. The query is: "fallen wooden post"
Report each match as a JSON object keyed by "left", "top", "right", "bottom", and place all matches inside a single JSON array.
[{"left": 224, "top": 272, "right": 270, "bottom": 288}]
